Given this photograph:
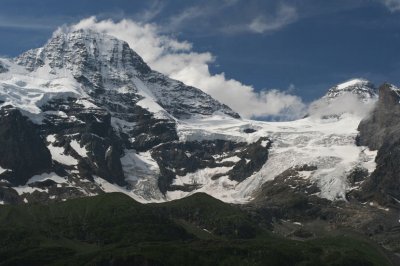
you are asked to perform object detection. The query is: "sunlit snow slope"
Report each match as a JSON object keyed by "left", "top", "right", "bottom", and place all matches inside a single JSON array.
[{"left": 173, "top": 112, "right": 377, "bottom": 203}]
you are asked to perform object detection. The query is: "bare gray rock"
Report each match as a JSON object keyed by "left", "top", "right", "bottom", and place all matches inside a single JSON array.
[
  {"left": 358, "top": 83, "right": 400, "bottom": 150},
  {"left": 357, "top": 83, "right": 400, "bottom": 205}
]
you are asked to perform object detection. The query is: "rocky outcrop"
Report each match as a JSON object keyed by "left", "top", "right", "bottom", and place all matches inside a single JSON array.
[
  {"left": 362, "top": 139, "right": 400, "bottom": 205},
  {"left": 152, "top": 138, "right": 272, "bottom": 194},
  {"left": 0, "top": 107, "right": 52, "bottom": 185},
  {"left": 357, "top": 83, "right": 400, "bottom": 205},
  {"left": 357, "top": 83, "right": 400, "bottom": 150},
  {"left": 251, "top": 165, "right": 330, "bottom": 220},
  {"left": 228, "top": 137, "right": 271, "bottom": 182},
  {"left": 152, "top": 140, "right": 243, "bottom": 194}
]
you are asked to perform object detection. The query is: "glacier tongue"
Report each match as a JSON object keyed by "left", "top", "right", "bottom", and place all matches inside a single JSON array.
[{"left": 167, "top": 113, "right": 377, "bottom": 203}]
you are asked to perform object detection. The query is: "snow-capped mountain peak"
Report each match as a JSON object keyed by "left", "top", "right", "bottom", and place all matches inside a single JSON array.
[
  {"left": 0, "top": 29, "right": 245, "bottom": 203},
  {"left": 323, "top": 78, "right": 377, "bottom": 102},
  {"left": 4, "top": 29, "right": 239, "bottom": 119},
  {"left": 16, "top": 29, "right": 149, "bottom": 87},
  {"left": 307, "top": 78, "right": 377, "bottom": 119}
]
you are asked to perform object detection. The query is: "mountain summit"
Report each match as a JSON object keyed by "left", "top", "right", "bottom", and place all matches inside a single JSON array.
[{"left": 10, "top": 29, "right": 239, "bottom": 119}]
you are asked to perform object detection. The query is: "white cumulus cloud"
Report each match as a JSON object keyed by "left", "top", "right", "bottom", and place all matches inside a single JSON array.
[{"left": 67, "top": 17, "right": 305, "bottom": 119}]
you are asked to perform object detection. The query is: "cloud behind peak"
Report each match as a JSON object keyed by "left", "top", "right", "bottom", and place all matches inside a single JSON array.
[{"left": 69, "top": 17, "right": 306, "bottom": 120}]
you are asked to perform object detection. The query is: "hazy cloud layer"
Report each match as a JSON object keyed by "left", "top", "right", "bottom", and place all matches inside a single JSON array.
[
  {"left": 381, "top": 0, "right": 400, "bottom": 12},
  {"left": 308, "top": 94, "right": 376, "bottom": 119},
  {"left": 68, "top": 17, "right": 306, "bottom": 119},
  {"left": 221, "top": 3, "right": 298, "bottom": 35},
  {"left": 248, "top": 4, "right": 298, "bottom": 34}
]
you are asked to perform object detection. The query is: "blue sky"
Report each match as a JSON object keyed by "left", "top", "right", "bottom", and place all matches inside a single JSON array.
[{"left": 0, "top": 0, "right": 399, "bottom": 117}]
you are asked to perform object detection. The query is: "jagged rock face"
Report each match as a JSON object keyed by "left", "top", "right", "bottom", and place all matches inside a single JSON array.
[
  {"left": 361, "top": 140, "right": 400, "bottom": 205},
  {"left": 251, "top": 164, "right": 330, "bottom": 220},
  {"left": 152, "top": 138, "right": 272, "bottom": 194},
  {"left": 152, "top": 140, "right": 240, "bottom": 194},
  {"left": 0, "top": 107, "right": 52, "bottom": 185},
  {"left": 358, "top": 83, "right": 400, "bottom": 150},
  {"left": 228, "top": 137, "right": 271, "bottom": 182},
  {"left": 38, "top": 95, "right": 179, "bottom": 189},
  {"left": 39, "top": 97, "right": 127, "bottom": 185},
  {"left": 357, "top": 83, "right": 400, "bottom": 204}
]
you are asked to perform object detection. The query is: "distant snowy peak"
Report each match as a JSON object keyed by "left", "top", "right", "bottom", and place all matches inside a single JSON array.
[
  {"left": 307, "top": 78, "right": 378, "bottom": 119},
  {"left": 387, "top": 83, "right": 399, "bottom": 92},
  {"left": 11, "top": 29, "right": 238, "bottom": 119},
  {"left": 324, "top": 78, "right": 377, "bottom": 102}
]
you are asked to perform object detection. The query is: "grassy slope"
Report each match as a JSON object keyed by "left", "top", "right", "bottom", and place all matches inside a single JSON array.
[{"left": 0, "top": 192, "right": 392, "bottom": 266}]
